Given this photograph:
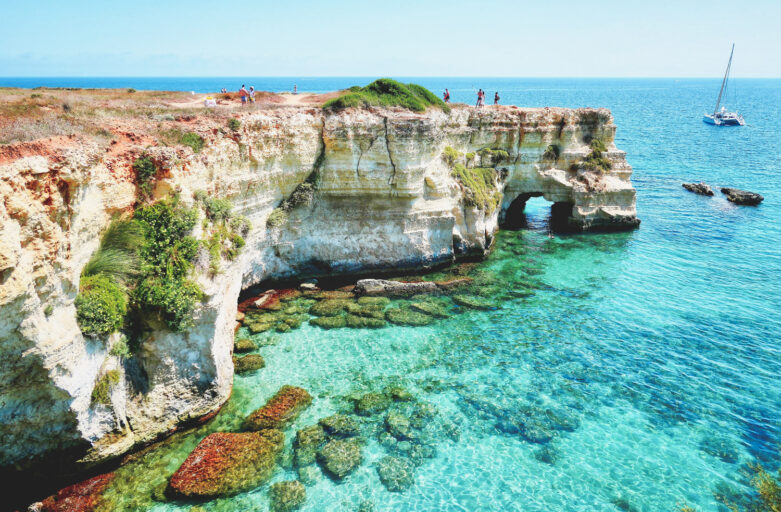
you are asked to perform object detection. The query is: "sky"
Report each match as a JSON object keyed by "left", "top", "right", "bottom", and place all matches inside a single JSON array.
[{"left": 1, "top": 0, "right": 780, "bottom": 78}]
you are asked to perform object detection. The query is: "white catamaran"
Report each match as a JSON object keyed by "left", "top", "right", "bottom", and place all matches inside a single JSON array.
[{"left": 703, "top": 44, "right": 745, "bottom": 126}]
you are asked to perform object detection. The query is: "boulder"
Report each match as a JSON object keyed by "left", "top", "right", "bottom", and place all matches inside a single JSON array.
[
  {"left": 294, "top": 424, "right": 326, "bottom": 467},
  {"left": 233, "top": 354, "right": 265, "bottom": 374},
  {"left": 385, "top": 411, "right": 412, "bottom": 440},
  {"left": 682, "top": 182, "right": 714, "bottom": 196},
  {"left": 38, "top": 472, "right": 115, "bottom": 512},
  {"left": 355, "top": 392, "right": 391, "bottom": 416},
  {"left": 354, "top": 279, "right": 439, "bottom": 297},
  {"left": 234, "top": 338, "right": 256, "bottom": 353},
  {"left": 319, "top": 414, "right": 361, "bottom": 438},
  {"left": 299, "top": 282, "right": 318, "bottom": 291},
  {"left": 409, "top": 301, "right": 449, "bottom": 318},
  {"left": 168, "top": 430, "right": 284, "bottom": 499},
  {"left": 269, "top": 480, "right": 306, "bottom": 512},
  {"left": 385, "top": 307, "right": 434, "bottom": 326},
  {"left": 721, "top": 187, "right": 764, "bottom": 205},
  {"left": 388, "top": 387, "right": 414, "bottom": 402},
  {"left": 376, "top": 456, "right": 414, "bottom": 492},
  {"left": 244, "top": 386, "right": 312, "bottom": 430},
  {"left": 317, "top": 439, "right": 363, "bottom": 480},
  {"left": 310, "top": 316, "right": 347, "bottom": 329},
  {"left": 345, "top": 314, "right": 386, "bottom": 329},
  {"left": 452, "top": 294, "right": 498, "bottom": 310}
]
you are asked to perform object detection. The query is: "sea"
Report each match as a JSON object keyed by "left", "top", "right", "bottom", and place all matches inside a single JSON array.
[{"left": 4, "top": 77, "right": 779, "bottom": 512}]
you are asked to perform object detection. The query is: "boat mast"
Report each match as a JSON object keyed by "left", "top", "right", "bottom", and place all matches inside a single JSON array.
[{"left": 713, "top": 43, "right": 735, "bottom": 115}]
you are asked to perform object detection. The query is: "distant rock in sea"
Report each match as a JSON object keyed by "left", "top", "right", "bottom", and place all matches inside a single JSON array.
[
  {"left": 682, "top": 182, "right": 714, "bottom": 196},
  {"left": 721, "top": 188, "right": 764, "bottom": 205}
]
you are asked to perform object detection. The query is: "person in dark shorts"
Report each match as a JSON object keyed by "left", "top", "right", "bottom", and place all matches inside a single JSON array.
[
  {"left": 443, "top": 88, "right": 450, "bottom": 103},
  {"left": 494, "top": 92, "right": 500, "bottom": 105},
  {"left": 239, "top": 84, "right": 248, "bottom": 104}
]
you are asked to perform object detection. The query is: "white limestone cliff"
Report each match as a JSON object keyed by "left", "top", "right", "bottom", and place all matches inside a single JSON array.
[{"left": 0, "top": 105, "right": 638, "bottom": 474}]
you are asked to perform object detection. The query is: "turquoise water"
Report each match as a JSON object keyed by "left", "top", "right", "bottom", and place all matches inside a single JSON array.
[{"left": 64, "top": 78, "right": 781, "bottom": 511}]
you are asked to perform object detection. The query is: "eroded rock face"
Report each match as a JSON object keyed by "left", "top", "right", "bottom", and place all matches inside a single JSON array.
[
  {"left": 167, "top": 430, "right": 284, "bottom": 499},
  {"left": 0, "top": 105, "right": 638, "bottom": 474}
]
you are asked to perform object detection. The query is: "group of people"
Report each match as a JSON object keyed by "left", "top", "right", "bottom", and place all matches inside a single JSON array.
[
  {"left": 238, "top": 84, "right": 256, "bottom": 105},
  {"left": 442, "top": 88, "right": 500, "bottom": 107}
]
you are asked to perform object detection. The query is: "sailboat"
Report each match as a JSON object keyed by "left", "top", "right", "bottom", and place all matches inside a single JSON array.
[{"left": 703, "top": 44, "right": 745, "bottom": 126}]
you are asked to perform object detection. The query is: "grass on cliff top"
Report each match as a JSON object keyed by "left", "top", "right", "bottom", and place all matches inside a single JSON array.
[{"left": 323, "top": 79, "right": 450, "bottom": 113}]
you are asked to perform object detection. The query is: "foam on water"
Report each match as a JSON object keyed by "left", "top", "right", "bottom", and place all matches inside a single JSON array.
[{"left": 92, "top": 78, "right": 780, "bottom": 512}]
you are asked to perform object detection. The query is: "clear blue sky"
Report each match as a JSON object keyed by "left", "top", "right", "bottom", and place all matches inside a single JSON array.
[{"left": 1, "top": 0, "right": 779, "bottom": 77}]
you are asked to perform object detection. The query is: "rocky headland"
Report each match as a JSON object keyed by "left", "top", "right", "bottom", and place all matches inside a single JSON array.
[{"left": 0, "top": 84, "right": 639, "bottom": 503}]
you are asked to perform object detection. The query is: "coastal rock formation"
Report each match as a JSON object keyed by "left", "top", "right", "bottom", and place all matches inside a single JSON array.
[
  {"left": 721, "top": 187, "right": 764, "bottom": 205},
  {"left": 682, "top": 182, "right": 714, "bottom": 196},
  {"left": 244, "top": 385, "right": 313, "bottom": 430},
  {"left": 0, "top": 103, "right": 638, "bottom": 479}
]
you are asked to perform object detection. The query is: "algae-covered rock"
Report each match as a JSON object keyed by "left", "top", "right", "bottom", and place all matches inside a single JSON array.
[
  {"left": 355, "top": 392, "right": 391, "bottom": 416},
  {"left": 310, "top": 316, "right": 347, "bottom": 329},
  {"left": 355, "top": 279, "right": 438, "bottom": 297},
  {"left": 358, "top": 500, "right": 376, "bottom": 512},
  {"left": 357, "top": 296, "right": 390, "bottom": 307},
  {"left": 234, "top": 338, "right": 256, "bottom": 353},
  {"left": 309, "top": 299, "right": 350, "bottom": 316},
  {"left": 244, "top": 386, "right": 313, "bottom": 430},
  {"left": 275, "top": 322, "right": 291, "bottom": 333},
  {"left": 346, "top": 314, "right": 386, "bottom": 329},
  {"left": 346, "top": 302, "right": 385, "bottom": 318},
  {"left": 294, "top": 424, "right": 326, "bottom": 467},
  {"left": 317, "top": 439, "right": 363, "bottom": 479},
  {"left": 409, "top": 301, "right": 450, "bottom": 318},
  {"left": 385, "top": 411, "right": 412, "bottom": 440},
  {"left": 233, "top": 354, "right": 265, "bottom": 374},
  {"left": 39, "top": 472, "right": 115, "bottom": 512},
  {"left": 385, "top": 307, "right": 434, "bottom": 326},
  {"left": 168, "top": 430, "right": 284, "bottom": 499},
  {"left": 248, "top": 322, "right": 273, "bottom": 333},
  {"left": 388, "top": 387, "right": 414, "bottom": 402},
  {"left": 319, "top": 414, "right": 360, "bottom": 438},
  {"left": 452, "top": 294, "right": 498, "bottom": 310},
  {"left": 376, "top": 456, "right": 414, "bottom": 492},
  {"left": 269, "top": 480, "right": 306, "bottom": 512}
]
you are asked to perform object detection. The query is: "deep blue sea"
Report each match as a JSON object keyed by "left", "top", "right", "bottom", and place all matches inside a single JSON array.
[{"left": 6, "top": 77, "right": 779, "bottom": 511}]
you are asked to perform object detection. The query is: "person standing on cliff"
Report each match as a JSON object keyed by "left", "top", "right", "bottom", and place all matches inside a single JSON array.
[
  {"left": 494, "top": 92, "right": 500, "bottom": 105},
  {"left": 444, "top": 88, "right": 450, "bottom": 103},
  {"left": 239, "top": 84, "right": 248, "bottom": 105},
  {"left": 476, "top": 89, "right": 482, "bottom": 107},
  {"left": 249, "top": 86, "right": 256, "bottom": 104}
]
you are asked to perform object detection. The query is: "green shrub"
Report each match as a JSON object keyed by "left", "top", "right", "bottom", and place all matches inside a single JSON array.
[
  {"left": 452, "top": 164, "right": 501, "bottom": 213},
  {"left": 127, "top": 88, "right": 136, "bottom": 93},
  {"left": 91, "top": 370, "right": 121, "bottom": 405},
  {"left": 44, "top": 304, "right": 53, "bottom": 316},
  {"left": 578, "top": 139, "right": 612, "bottom": 174},
  {"left": 82, "top": 220, "right": 143, "bottom": 285},
  {"left": 204, "top": 198, "right": 233, "bottom": 222},
  {"left": 323, "top": 79, "right": 450, "bottom": 113},
  {"left": 135, "top": 199, "right": 198, "bottom": 272},
  {"left": 135, "top": 276, "right": 202, "bottom": 331},
  {"left": 30, "top": 93, "right": 42, "bottom": 99},
  {"left": 76, "top": 275, "right": 127, "bottom": 336},
  {"left": 267, "top": 208, "right": 287, "bottom": 228},
  {"left": 442, "top": 146, "right": 460, "bottom": 168},
  {"left": 230, "top": 215, "right": 251, "bottom": 236},
  {"left": 133, "top": 156, "right": 156, "bottom": 188},
  {"left": 109, "top": 335, "right": 131, "bottom": 358},
  {"left": 228, "top": 118, "right": 240, "bottom": 131},
  {"left": 180, "top": 132, "right": 205, "bottom": 153},
  {"left": 286, "top": 182, "right": 314, "bottom": 209},
  {"left": 193, "top": 190, "right": 207, "bottom": 202},
  {"left": 465, "top": 152, "right": 475, "bottom": 165},
  {"left": 543, "top": 144, "right": 561, "bottom": 161}
]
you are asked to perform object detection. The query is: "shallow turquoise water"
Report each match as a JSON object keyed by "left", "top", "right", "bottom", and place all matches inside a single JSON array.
[{"left": 90, "top": 78, "right": 781, "bottom": 512}]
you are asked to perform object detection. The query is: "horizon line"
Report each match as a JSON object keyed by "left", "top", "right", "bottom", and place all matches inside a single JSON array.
[{"left": 2, "top": 75, "right": 780, "bottom": 80}]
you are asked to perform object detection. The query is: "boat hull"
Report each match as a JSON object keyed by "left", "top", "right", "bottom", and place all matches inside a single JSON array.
[{"left": 703, "top": 114, "right": 745, "bottom": 126}]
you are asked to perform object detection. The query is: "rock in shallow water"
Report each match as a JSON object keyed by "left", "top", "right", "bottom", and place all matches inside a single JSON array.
[
  {"left": 319, "top": 414, "right": 360, "bottom": 438},
  {"left": 38, "top": 472, "right": 115, "bottom": 512},
  {"left": 234, "top": 337, "right": 257, "bottom": 353},
  {"left": 233, "top": 354, "right": 265, "bottom": 374},
  {"left": 355, "top": 392, "right": 391, "bottom": 416},
  {"left": 294, "top": 424, "right": 327, "bottom": 467},
  {"left": 721, "top": 187, "right": 764, "bottom": 205},
  {"left": 168, "top": 430, "right": 284, "bottom": 499},
  {"left": 376, "top": 456, "right": 415, "bottom": 492},
  {"left": 682, "top": 182, "right": 714, "bottom": 196},
  {"left": 354, "top": 279, "right": 439, "bottom": 297},
  {"left": 244, "top": 385, "right": 312, "bottom": 430},
  {"left": 269, "top": 480, "right": 306, "bottom": 512},
  {"left": 317, "top": 439, "right": 363, "bottom": 479},
  {"left": 385, "top": 307, "right": 434, "bottom": 326}
]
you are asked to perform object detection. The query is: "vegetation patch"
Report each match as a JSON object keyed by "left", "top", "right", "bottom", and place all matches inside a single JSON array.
[
  {"left": 575, "top": 139, "right": 612, "bottom": 174},
  {"left": 91, "top": 370, "right": 121, "bottom": 405},
  {"left": 543, "top": 144, "right": 561, "bottom": 161},
  {"left": 180, "top": 131, "right": 205, "bottom": 153},
  {"left": 385, "top": 306, "right": 434, "bottom": 326},
  {"left": 324, "top": 79, "right": 450, "bottom": 113},
  {"left": 451, "top": 164, "right": 501, "bottom": 213},
  {"left": 133, "top": 156, "right": 157, "bottom": 196},
  {"left": 76, "top": 275, "right": 128, "bottom": 336},
  {"left": 227, "top": 118, "right": 240, "bottom": 131}
]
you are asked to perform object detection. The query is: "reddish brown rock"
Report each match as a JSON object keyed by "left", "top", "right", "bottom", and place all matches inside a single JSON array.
[
  {"left": 168, "top": 430, "right": 284, "bottom": 499},
  {"left": 39, "top": 472, "right": 115, "bottom": 512},
  {"left": 244, "top": 386, "right": 313, "bottom": 430}
]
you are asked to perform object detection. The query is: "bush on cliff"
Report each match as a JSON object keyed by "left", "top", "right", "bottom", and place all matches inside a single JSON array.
[
  {"left": 91, "top": 369, "right": 121, "bottom": 405},
  {"left": 81, "top": 220, "right": 144, "bottom": 285},
  {"left": 323, "top": 79, "right": 450, "bottom": 113},
  {"left": 180, "top": 131, "right": 205, "bottom": 153},
  {"left": 451, "top": 164, "right": 501, "bottom": 213},
  {"left": 76, "top": 275, "right": 128, "bottom": 336},
  {"left": 578, "top": 139, "right": 612, "bottom": 174}
]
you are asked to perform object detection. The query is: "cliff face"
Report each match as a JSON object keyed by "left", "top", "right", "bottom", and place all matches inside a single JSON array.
[{"left": 0, "top": 105, "right": 637, "bottom": 473}]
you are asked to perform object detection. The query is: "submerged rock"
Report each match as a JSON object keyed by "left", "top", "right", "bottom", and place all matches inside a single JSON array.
[
  {"left": 385, "top": 411, "right": 413, "bottom": 440},
  {"left": 388, "top": 387, "right": 414, "bottom": 402},
  {"left": 317, "top": 439, "right": 363, "bottom": 479},
  {"left": 721, "top": 187, "right": 764, "bottom": 205},
  {"left": 346, "top": 314, "right": 386, "bottom": 329},
  {"left": 233, "top": 354, "right": 265, "bottom": 374},
  {"left": 269, "top": 480, "right": 306, "bottom": 512},
  {"left": 376, "top": 456, "right": 415, "bottom": 492},
  {"left": 234, "top": 337, "right": 256, "bottom": 353},
  {"left": 38, "top": 472, "right": 115, "bottom": 512},
  {"left": 357, "top": 296, "right": 391, "bottom": 307},
  {"left": 385, "top": 307, "right": 434, "bottom": 326},
  {"left": 409, "top": 301, "right": 450, "bottom": 318},
  {"left": 452, "top": 294, "right": 498, "bottom": 310},
  {"left": 319, "top": 414, "right": 360, "bottom": 438},
  {"left": 310, "top": 316, "right": 347, "bottom": 329},
  {"left": 294, "top": 425, "right": 327, "bottom": 466},
  {"left": 355, "top": 392, "right": 391, "bottom": 416},
  {"left": 297, "top": 464, "right": 322, "bottom": 485},
  {"left": 682, "top": 182, "right": 714, "bottom": 196},
  {"left": 354, "top": 279, "right": 439, "bottom": 297},
  {"left": 244, "top": 385, "right": 313, "bottom": 430},
  {"left": 309, "top": 299, "right": 350, "bottom": 317},
  {"left": 168, "top": 430, "right": 284, "bottom": 499}
]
